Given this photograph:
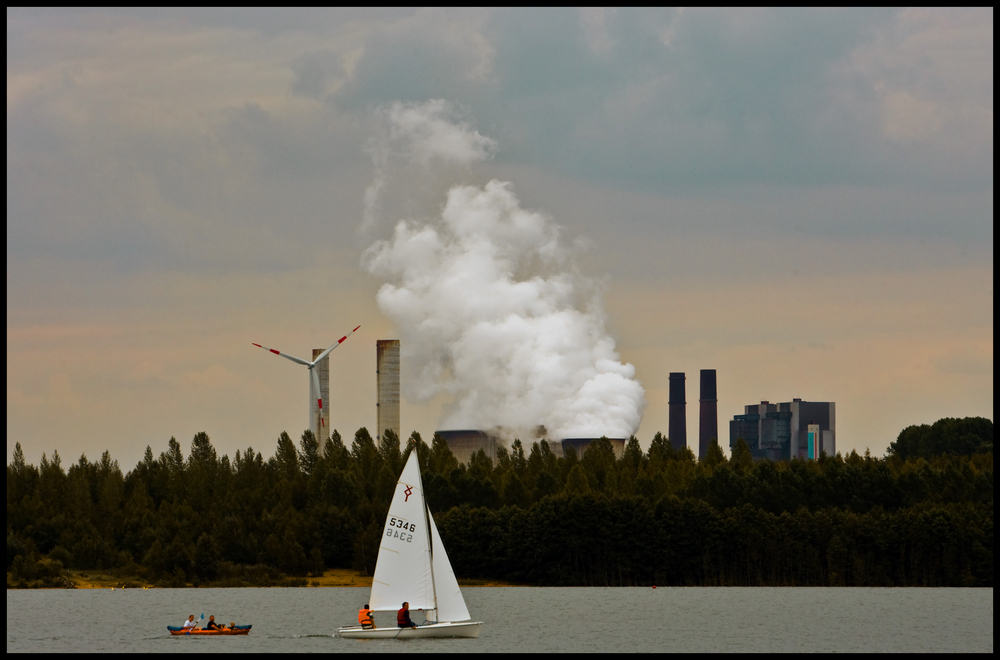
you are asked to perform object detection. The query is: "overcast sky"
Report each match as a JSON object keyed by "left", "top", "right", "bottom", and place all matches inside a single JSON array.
[{"left": 7, "top": 8, "right": 993, "bottom": 468}]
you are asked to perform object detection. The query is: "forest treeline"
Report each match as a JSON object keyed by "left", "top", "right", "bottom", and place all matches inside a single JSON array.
[{"left": 7, "top": 417, "right": 993, "bottom": 588}]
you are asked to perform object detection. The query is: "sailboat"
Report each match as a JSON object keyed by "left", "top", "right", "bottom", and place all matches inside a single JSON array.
[{"left": 336, "top": 448, "right": 483, "bottom": 639}]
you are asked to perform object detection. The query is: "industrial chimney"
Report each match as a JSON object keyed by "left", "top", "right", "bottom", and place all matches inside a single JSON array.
[
  {"left": 699, "top": 369, "right": 718, "bottom": 462},
  {"left": 668, "top": 372, "right": 687, "bottom": 452},
  {"left": 376, "top": 340, "right": 400, "bottom": 448}
]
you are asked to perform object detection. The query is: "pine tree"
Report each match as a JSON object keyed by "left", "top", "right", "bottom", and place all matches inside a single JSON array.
[
  {"left": 275, "top": 431, "right": 299, "bottom": 480},
  {"left": 565, "top": 464, "right": 590, "bottom": 494},
  {"left": 299, "top": 430, "right": 320, "bottom": 476},
  {"left": 429, "top": 433, "right": 459, "bottom": 476},
  {"left": 379, "top": 428, "right": 402, "bottom": 475},
  {"left": 731, "top": 438, "right": 754, "bottom": 473}
]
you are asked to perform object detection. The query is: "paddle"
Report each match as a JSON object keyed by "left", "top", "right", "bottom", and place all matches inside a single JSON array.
[{"left": 186, "top": 614, "right": 204, "bottom": 635}]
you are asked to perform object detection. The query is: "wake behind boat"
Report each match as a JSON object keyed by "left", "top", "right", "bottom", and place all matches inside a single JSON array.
[{"left": 337, "top": 448, "right": 482, "bottom": 640}]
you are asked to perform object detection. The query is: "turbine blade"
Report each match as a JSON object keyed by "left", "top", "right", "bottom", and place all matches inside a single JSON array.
[
  {"left": 311, "top": 365, "right": 323, "bottom": 411},
  {"left": 251, "top": 343, "right": 311, "bottom": 367},
  {"left": 314, "top": 325, "right": 361, "bottom": 363}
]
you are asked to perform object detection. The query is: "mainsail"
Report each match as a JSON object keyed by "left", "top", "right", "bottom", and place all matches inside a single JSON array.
[
  {"left": 367, "top": 450, "right": 472, "bottom": 622},
  {"left": 369, "top": 452, "right": 434, "bottom": 612}
]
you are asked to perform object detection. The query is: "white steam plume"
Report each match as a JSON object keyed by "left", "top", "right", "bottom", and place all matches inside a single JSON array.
[
  {"left": 362, "top": 100, "right": 496, "bottom": 232},
  {"left": 363, "top": 100, "right": 645, "bottom": 442}
]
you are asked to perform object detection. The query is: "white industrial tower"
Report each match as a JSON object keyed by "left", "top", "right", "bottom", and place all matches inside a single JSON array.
[{"left": 376, "top": 339, "right": 400, "bottom": 448}]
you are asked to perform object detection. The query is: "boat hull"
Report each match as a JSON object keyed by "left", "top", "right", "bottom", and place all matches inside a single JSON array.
[
  {"left": 337, "top": 621, "right": 481, "bottom": 639},
  {"left": 167, "top": 625, "right": 251, "bottom": 636}
]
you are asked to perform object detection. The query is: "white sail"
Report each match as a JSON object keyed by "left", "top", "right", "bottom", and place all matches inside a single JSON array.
[
  {"left": 369, "top": 452, "right": 435, "bottom": 613},
  {"left": 428, "top": 510, "right": 471, "bottom": 622},
  {"left": 338, "top": 447, "right": 482, "bottom": 639}
]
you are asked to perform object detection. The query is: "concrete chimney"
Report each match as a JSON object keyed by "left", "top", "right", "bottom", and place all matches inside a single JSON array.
[
  {"left": 376, "top": 340, "right": 400, "bottom": 448},
  {"left": 668, "top": 372, "right": 687, "bottom": 452},
  {"left": 699, "top": 369, "right": 718, "bottom": 462}
]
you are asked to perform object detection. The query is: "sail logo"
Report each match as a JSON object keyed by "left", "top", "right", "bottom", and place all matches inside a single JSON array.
[{"left": 404, "top": 485, "right": 413, "bottom": 501}]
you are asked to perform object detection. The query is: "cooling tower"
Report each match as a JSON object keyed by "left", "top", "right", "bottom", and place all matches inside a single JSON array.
[
  {"left": 376, "top": 340, "right": 400, "bottom": 447},
  {"left": 435, "top": 430, "right": 497, "bottom": 466},
  {"left": 668, "top": 372, "right": 687, "bottom": 452},
  {"left": 560, "top": 438, "right": 626, "bottom": 461},
  {"left": 699, "top": 369, "right": 718, "bottom": 462}
]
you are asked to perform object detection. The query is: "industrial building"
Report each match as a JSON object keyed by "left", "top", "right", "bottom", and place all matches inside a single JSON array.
[
  {"left": 730, "top": 399, "right": 836, "bottom": 461},
  {"left": 376, "top": 340, "right": 400, "bottom": 447}
]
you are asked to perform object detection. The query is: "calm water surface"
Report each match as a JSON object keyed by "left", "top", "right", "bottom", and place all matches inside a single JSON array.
[{"left": 6, "top": 587, "right": 993, "bottom": 653}]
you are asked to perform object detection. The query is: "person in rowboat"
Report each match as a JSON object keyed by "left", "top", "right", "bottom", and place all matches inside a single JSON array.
[
  {"left": 182, "top": 615, "right": 198, "bottom": 630},
  {"left": 358, "top": 604, "right": 375, "bottom": 629},
  {"left": 204, "top": 615, "right": 221, "bottom": 631},
  {"left": 397, "top": 602, "right": 417, "bottom": 629}
]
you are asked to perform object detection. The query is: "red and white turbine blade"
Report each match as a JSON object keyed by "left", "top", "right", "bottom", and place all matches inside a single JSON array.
[
  {"left": 311, "top": 365, "right": 323, "bottom": 412},
  {"left": 251, "top": 343, "right": 311, "bottom": 367},
  {"left": 313, "top": 325, "right": 361, "bottom": 363}
]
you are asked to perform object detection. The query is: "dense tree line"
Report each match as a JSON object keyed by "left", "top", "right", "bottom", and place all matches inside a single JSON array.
[
  {"left": 7, "top": 418, "right": 992, "bottom": 588},
  {"left": 887, "top": 417, "right": 992, "bottom": 460}
]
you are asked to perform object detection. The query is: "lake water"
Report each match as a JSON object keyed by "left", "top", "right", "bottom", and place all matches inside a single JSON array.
[{"left": 6, "top": 587, "right": 993, "bottom": 653}]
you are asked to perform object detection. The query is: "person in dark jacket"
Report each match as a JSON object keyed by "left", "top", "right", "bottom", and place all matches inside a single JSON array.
[{"left": 397, "top": 602, "right": 416, "bottom": 628}]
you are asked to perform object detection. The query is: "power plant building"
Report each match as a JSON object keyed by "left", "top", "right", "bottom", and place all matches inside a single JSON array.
[
  {"left": 376, "top": 340, "right": 400, "bottom": 447},
  {"left": 730, "top": 398, "right": 835, "bottom": 461}
]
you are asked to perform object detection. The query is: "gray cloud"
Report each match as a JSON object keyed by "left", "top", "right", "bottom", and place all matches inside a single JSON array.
[
  {"left": 9, "top": 8, "right": 992, "bottom": 281},
  {"left": 331, "top": 8, "right": 992, "bottom": 198}
]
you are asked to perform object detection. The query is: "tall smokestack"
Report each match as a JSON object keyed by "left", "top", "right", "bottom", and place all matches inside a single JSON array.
[
  {"left": 668, "top": 372, "right": 686, "bottom": 452},
  {"left": 699, "top": 369, "right": 718, "bottom": 462},
  {"left": 376, "top": 340, "right": 400, "bottom": 448}
]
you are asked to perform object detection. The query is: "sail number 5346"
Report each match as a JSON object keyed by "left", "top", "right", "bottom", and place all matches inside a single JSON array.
[{"left": 387, "top": 517, "right": 416, "bottom": 543}]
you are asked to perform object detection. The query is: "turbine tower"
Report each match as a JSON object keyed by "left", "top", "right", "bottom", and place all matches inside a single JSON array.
[{"left": 253, "top": 325, "right": 360, "bottom": 442}]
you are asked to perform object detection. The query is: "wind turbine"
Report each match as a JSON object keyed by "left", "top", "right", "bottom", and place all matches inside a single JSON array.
[{"left": 253, "top": 325, "right": 360, "bottom": 442}]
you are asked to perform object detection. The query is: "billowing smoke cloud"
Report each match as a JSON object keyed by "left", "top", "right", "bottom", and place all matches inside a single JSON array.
[{"left": 363, "top": 100, "right": 645, "bottom": 442}]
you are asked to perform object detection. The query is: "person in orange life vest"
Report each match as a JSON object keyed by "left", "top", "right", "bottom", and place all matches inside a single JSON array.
[
  {"left": 397, "top": 602, "right": 416, "bottom": 628},
  {"left": 358, "top": 603, "right": 375, "bottom": 629}
]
